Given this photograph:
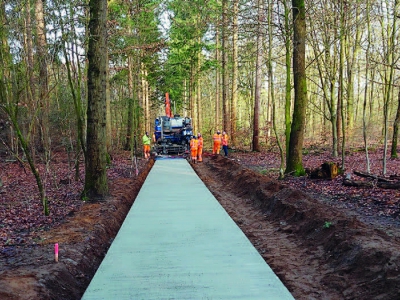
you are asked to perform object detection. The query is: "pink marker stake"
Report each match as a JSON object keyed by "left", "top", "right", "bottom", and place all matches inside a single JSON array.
[{"left": 54, "top": 243, "right": 59, "bottom": 262}]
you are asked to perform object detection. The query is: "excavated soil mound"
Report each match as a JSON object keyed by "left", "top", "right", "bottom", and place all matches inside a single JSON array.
[{"left": 193, "top": 156, "right": 400, "bottom": 300}]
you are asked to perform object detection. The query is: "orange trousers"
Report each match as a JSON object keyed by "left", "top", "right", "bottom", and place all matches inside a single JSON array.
[
  {"left": 191, "top": 148, "right": 198, "bottom": 160},
  {"left": 197, "top": 147, "right": 203, "bottom": 161},
  {"left": 213, "top": 142, "right": 221, "bottom": 155},
  {"left": 143, "top": 145, "right": 150, "bottom": 158}
]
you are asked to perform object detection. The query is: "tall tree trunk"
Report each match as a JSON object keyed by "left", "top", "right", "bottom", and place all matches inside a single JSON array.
[
  {"left": 230, "top": 0, "right": 238, "bottom": 144},
  {"left": 197, "top": 46, "right": 202, "bottom": 133},
  {"left": 222, "top": 0, "right": 230, "bottom": 133},
  {"left": 284, "top": 0, "right": 292, "bottom": 157},
  {"left": 335, "top": 11, "right": 341, "bottom": 155},
  {"left": 106, "top": 52, "right": 112, "bottom": 151},
  {"left": 346, "top": 1, "right": 361, "bottom": 134},
  {"left": 142, "top": 66, "right": 150, "bottom": 133},
  {"left": 286, "top": 0, "right": 307, "bottom": 175},
  {"left": 362, "top": 0, "right": 371, "bottom": 173},
  {"left": 390, "top": 0, "right": 400, "bottom": 158},
  {"left": 0, "top": 1, "right": 9, "bottom": 95},
  {"left": 24, "top": 0, "right": 35, "bottom": 107},
  {"left": 339, "top": 0, "right": 345, "bottom": 169},
  {"left": 252, "top": 0, "right": 263, "bottom": 152},
  {"left": 83, "top": 0, "right": 109, "bottom": 200},
  {"left": 125, "top": 55, "right": 134, "bottom": 150},
  {"left": 136, "top": 55, "right": 144, "bottom": 135},
  {"left": 215, "top": 28, "right": 220, "bottom": 129},
  {"left": 35, "top": 0, "right": 50, "bottom": 156},
  {"left": 391, "top": 90, "right": 400, "bottom": 158},
  {"left": 190, "top": 65, "right": 195, "bottom": 130},
  {"left": 59, "top": 6, "right": 86, "bottom": 181},
  {"left": 269, "top": 0, "right": 285, "bottom": 178},
  {"left": 183, "top": 78, "right": 188, "bottom": 117},
  {"left": 383, "top": 0, "right": 397, "bottom": 174}
]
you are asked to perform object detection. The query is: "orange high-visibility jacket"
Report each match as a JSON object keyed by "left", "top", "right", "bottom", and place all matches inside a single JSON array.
[
  {"left": 222, "top": 134, "right": 229, "bottom": 146},
  {"left": 198, "top": 137, "right": 204, "bottom": 148},
  {"left": 190, "top": 138, "right": 198, "bottom": 150},
  {"left": 213, "top": 133, "right": 222, "bottom": 144}
]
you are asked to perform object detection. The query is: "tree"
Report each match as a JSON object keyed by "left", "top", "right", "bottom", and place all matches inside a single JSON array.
[
  {"left": 381, "top": 0, "right": 398, "bottom": 174},
  {"left": 35, "top": 0, "right": 50, "bottom": 156},
  {"left": 308, "top": 2, "right": 339, "bottom": 157},
  {"left": 231, "top": 0, "right": 239, "bottom": 145},
  {"left": 269, "top": 0, "right": 285, "bottom": 178},
  {"left": 252, "top": 0, "right": 263, "bottom": 152},
  {"left": 215, "top": 27, "right": 221, "bottom": 129},
  {"left": 286, "top": 0, "right": 307, "bottom": 175},
  {"left": 390, "top": 0, "right": 400, "bottom": 158},
  {"left": 391, "top": 89, "right": 400, "bottom": 158},
  {"left": 362, "top": 0, "right": 372, "bottom": 173},
  {"left": 57, "top": 1, "right": 88, "bottom": 180},
  {"left": 83, "top": 0, "right": 109, "bottom": 199},
  {"left": 0, "top": 1, "right": 50, "bottom": 215},
  {"left": 222, "top": 0, "right": 230, "bottom": 134},
  {"left": 282, "top": 0, "right": 292, "bottom": 158}
]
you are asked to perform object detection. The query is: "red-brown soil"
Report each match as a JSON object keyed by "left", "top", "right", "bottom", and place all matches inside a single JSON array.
[
  {"left": 193, "top": 155, "right": 400, "bottom": 300},
  {"left": 1, "top": 150, "right": 400, "bottom": 299},
  {"left": 0, "top": 154, "right": 154, "bottom": 299}
]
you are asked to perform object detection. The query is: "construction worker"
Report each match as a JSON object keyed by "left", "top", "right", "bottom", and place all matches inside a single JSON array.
[
  {"left": 142, "top": 131, "right": 151, "bottom": 159},
  {"left": 222, "top": 131, "right": 229, "bottom": 157},
  {"left": 212, "top": 130, "right": 222, "bottom": 155},
  {"left": 197, "top": 133, "right": 203, "bottom": 162},
  {"left": 190, "top": 135, "right": 198, "bottom": 163}
]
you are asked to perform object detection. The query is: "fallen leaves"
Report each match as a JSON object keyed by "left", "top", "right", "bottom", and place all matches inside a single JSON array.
[
  {"left": 231, "top": 149, "right": 400, "bottom": 223},
  {"left": 0, "top": 150, "right": 145, "bottom": 251}
]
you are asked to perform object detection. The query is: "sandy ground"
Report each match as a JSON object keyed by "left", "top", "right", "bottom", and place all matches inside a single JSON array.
[{"left": 1, "top": 155, "right": 400, "bottom": 299}]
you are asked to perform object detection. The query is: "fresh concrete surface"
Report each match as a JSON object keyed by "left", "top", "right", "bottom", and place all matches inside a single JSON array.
[{"left": 82, "top": 159, "right": 294, "bottom": 300}]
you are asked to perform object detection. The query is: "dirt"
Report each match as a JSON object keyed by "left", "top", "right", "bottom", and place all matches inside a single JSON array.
[
  {"left": 193, "top": 155, "right": 400, "bottom": 300},
  {"left": 1, "top": 154, "right": 400, "bottom": 299},
  {"left": 0, "top": 159, "right": 154, "bottom": 300}
]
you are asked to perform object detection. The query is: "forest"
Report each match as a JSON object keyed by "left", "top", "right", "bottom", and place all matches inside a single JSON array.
[
  {"left": 1, "top": 0, "right": 400, "bottom": 298},
  {"left": 1, "top": 0, "right": 399, "bottom": 201}
]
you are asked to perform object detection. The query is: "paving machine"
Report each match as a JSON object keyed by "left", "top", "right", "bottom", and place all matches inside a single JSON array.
[{"left": 153, "top": 93, "right": 193, "bottom": 155}]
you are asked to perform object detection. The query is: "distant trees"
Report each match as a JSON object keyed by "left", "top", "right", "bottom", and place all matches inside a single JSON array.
[
  {"left": 1, "top": 0, "right": 400, "bottom": 211},
  {"left": 1, "top": 0, "right": 50, "bottom": 214}
]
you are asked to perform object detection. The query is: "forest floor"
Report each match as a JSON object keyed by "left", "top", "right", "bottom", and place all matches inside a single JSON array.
[{"left": 1, "top": 147, "right": 400, "bottom": 299}]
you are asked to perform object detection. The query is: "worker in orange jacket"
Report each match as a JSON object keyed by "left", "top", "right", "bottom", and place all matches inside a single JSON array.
[
  {"left": 190, "top": 135, "right": 198, "bottom": 163},
  {"left": 212, "top": 130, "right": 222, "bottom": 155},
  {"left": 197, "top": 133, "right": 204, "bottom": 162}
]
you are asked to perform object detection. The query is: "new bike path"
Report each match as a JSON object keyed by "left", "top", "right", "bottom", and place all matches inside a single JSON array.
[{"left": 82, "top": 159, "right": 294, "bottom": 300}]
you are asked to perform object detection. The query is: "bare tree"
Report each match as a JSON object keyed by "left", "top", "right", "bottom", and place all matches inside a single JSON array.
[
  {"left": 231, "top": 0, "right": 239, "bottom": 145},
  {"left": 252, "top": 0, "right": 263, "bottom": 152}
]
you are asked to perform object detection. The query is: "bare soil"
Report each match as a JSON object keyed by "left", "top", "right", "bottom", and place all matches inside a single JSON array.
[
  {"left": 1, "top": 152, "right": 400, "bottom": 299},
  {"left": 193, "top": 155, "right": 400, "bottom": 300},
  {"left": 0, "top": 158, "right": 154, "bottom": 299}
]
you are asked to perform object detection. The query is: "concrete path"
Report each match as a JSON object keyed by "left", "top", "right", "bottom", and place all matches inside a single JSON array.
[{"left": 82, "top": 159, "right": 294, "bottom": 300}]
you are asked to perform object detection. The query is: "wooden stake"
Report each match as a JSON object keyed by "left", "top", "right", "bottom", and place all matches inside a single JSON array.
[{"left": 54, "top": 243, "right": 59, "bottom": 262}]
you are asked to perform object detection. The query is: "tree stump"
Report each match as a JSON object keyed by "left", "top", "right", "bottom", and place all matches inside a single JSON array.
[{"left": 309, "top": 162, "right": 339, "bottom": 179}]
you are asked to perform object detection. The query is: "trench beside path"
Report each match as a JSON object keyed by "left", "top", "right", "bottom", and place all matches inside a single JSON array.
[{"left": 82, "top": 158, "right": 294, "bottom": 299}]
